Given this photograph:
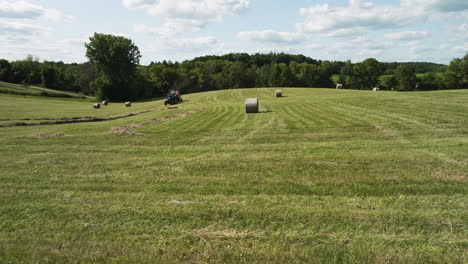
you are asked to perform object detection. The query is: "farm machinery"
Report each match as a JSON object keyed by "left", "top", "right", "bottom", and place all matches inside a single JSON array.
[{"left": 164, "top": 90, "right": 183, "bottom": 105}]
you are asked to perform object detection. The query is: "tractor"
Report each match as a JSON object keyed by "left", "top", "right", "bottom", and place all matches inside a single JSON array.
[{"left": 164, "top": 91, "right": 183, "bottom": 105}]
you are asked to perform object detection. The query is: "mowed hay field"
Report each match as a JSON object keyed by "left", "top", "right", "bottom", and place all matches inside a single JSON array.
[{"left": 0, "top": 88, "right": 467, "bottom": 263}]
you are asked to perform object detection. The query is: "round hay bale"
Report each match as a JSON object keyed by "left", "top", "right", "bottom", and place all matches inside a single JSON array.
[
  {"left": 245, "top": 98, "right": 259, "bottom": 113},
  {"left": 102, "top": 99, "right": 109, "bottom": 105},
  {"left": 275, "top": 90, "right": 282, "bottom": 97},
  {"left": 125, "top": 102, "right": 131, "bottom": 107},
  {"left": 373, "top": 87, "right": 380, "bottom": 91},
  {"left": 336, "top": 83, "right": 343, "bottom": 89},
  {"left": 93, "top": 103, "right": 100, "bottom": 109}
]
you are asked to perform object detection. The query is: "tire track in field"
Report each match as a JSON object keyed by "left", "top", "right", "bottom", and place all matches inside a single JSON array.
[{"left": 0, "top": 106, "right": 179, "bottom": 128}]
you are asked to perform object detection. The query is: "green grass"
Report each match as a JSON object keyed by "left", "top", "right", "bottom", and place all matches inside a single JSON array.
[
  {"left": 0, "top": 88, "right": 467, "bottom": 263},
  {"left": 0, "top": 81, "right": 92, "bottom": 99}
]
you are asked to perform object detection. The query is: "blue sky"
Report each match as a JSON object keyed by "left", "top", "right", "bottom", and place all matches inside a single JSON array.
[{"left": 0, "top": 0, "right": 467, "bottom": 64}]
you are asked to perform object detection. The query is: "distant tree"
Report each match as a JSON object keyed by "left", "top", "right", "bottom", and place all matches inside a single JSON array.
[
  {"left": 10, "top": 55, "right": 42, "bottom": 85},
  {"left": 379, "top": 75, "right": 398, "bottom": 90},
  {"left": 0, "top": 59, "right": 12, "bottom": 82},
  {"left": 278, "top": 63, "right": 297, "bottom": 87},
  {"left": 347, "top": 58, "right": 382, "bottom": 89},
  {"left": 316, "top": 61, "right": 334, "bottom": 88},
  {"left": 395, "top": 65, "right": 417, "bottom": 91},
  {"left": 79, "top": 62, "right": 98, "bottom": 95},
  {"left": 297, "top": 63, "right": 316, "bottom": 87},
  {"left": 149, "top": 64, "right": 179, "bottom": 96},
  {"left": 256, "top": 64, "right": 271, "bottom": 87},
  {"left": 418, "top": 72, "right": 443, "bottom": 91},
  {"left": 445, "top": 54, "right": 468, "bottom": 89},
  {"left": 42, "top": 67, "right": 59, "bottom": 89},
  {"left": 268, "top": 63, "right": 281, "bottom": 87},
  {"left": 85, "top": 33, "right": 142, "bottom": 100}
]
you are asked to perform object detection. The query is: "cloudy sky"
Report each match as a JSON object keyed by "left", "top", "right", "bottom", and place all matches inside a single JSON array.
[{"left": 0, "top": 0, "right": 467, "bottom": 64}]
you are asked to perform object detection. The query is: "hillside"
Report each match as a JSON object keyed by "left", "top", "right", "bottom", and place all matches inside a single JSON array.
[
  {"left": 0, "top": 81, "right": 92, "bottom": 99},
  {"left": 0, "top": 88, "right": 467, "bottom": 263}
]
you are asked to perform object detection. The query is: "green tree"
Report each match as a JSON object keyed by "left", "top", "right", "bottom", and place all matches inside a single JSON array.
[
  {"left": 317, "top": 61, "right": 334, "bottom": 88},
  {"left": 11, "top": 55, "right": 42, "bottom": 85},
  {"left": 256, "top": 64, "right": 271, "bottom": 87},
  {"left": 42, "top": 68, "right": 59, "bottom": 89},
  {"left": 149, "top": 64, "right": 180, "bottom": 96},
  {"left": 347, "top": 58, "right": 382, "bottom": 89},
  {"left": 0, "top": 59, "right": 12, "bottom": 82},
  {"left": 278, "top": 63, "right": 297, "bottom": 87},
  {"left": 379, "top": 75, "right": 398, "bottom": 90},
  {"left": 418, "top": 72, "right": 442, "bottom": 91},
  {"left": 445, "top": 54, "right": 468, "bottom": 89},
  {"left": 85, "top": 33, "right": 142, "bottom": 100},
  {"left": 395, "top": 65, "right": 417, "bottom": 91},
  {"left": 268, "top": 63, "right": 281, "bottom": 87}
]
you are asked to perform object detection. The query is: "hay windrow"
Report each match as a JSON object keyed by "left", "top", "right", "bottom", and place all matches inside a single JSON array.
[
  {"left": 109, "top": 108, "right": 204, "bottom": 135},
  {"left": 15, "top": 133, "right": 67, "bottom": 139},
  {"left": 0, "top": 106, "right": 179, "bottom": 128}
]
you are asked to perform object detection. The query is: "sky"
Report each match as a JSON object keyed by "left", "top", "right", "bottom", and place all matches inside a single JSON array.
[{"left": 0, "top": 0, "right": 467, "bottom": 65}]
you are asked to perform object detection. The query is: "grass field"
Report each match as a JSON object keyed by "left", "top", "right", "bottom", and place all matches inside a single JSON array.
[{"left": 0, "top": 88, "right": 467, "bottom": 263}]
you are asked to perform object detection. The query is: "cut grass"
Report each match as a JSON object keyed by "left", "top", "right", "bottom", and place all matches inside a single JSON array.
[{"left": 0, "top": 88, "right": 467, "bottom": 263}]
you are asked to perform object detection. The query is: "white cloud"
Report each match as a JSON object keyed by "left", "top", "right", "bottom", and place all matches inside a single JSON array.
[
  {"left": 297, "top": 0, "right": 468, "bottom": 35},
  {"left": 334, "top": 36, "right": 392, "bottom": 50},
  {"left": 401, "top": 0, "right": 468, "bottom": 13},
  {"left": 457, "top": 23, "right": 468, "bottom": 35},
  {"left": 122, "top": 0, "right": 155, "bottom": 9},
  {"left": 305, "top": 43, "right": 326, "bottom": 49},
  {"left": 0, "top": 20, "right": 49, "bottom": 35},
  {"left": 452, "top": 43, "right": 468, "bottom": 54},
  {"left": 134, "top": 19, "right": 204, "bottom": 37},
  {"left": 237, "top": 30, "right": 306, "bottom": 44},
  {"left": 325, "top": 28, "right": 366, "bottom": 38},
  {"left": 384, "top": 31, "right": 430, "bottom": 41},
  {"left": 125, "top": 0, "right": 249, "bottom": 35},
  {"left": 297, "top": 1, "right": 419, "bottom": 33},
  {"left": 0, "top": 0, "right": 72, "bottom": 21}
]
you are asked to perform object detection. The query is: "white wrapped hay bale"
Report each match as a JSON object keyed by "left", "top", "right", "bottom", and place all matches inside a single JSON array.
[
  {"left": 93, "top": 103, "right": 100, "bottom": 109},
  {"left": 373, "top": 87, "right": 380, "bottom": 91},
  {"left": 102, "top": 99, "right": 109, "bottom": 105},
  {"left": 336, "top": 83, "right": 343, "bottom": 89},
  {"left": 125, "top": 102, "right": 131, "bottom": 107},
  {"left": 245, "top": 98, "right": 259, "bottom": 113},
  {"left": 275, "top": 90, "right": 282, "bottom": 97}
]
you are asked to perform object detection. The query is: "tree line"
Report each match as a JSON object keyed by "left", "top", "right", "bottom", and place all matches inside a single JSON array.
[
  {"left": 339, "top": 56, "right": 467, "bottom": 91},
  {"left": 0, "top": 33, "right": 466, "bottom": 101}
]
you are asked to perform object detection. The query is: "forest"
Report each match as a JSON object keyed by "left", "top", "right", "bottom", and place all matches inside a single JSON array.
[{"left": 0, "top": 33, "right": 466, "bottom": 101}]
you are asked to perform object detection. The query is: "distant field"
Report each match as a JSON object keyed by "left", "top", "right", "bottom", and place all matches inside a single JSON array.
[
  {"left": 0, "top": 81, "right": 92, "bottom": 99},
  {"left": 0, "top": 88, "right": 467, "bottom": 263}
]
